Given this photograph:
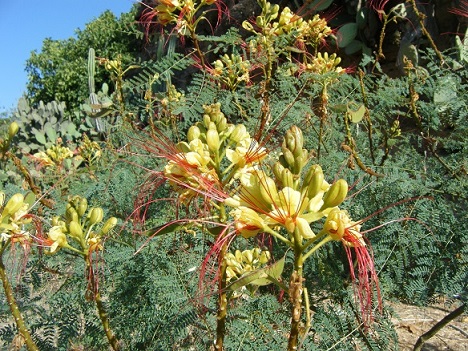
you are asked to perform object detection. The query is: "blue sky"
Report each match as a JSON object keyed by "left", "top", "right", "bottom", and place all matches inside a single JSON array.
[{"left": 0, "top": 0, "right": 136, "bottom": 113}]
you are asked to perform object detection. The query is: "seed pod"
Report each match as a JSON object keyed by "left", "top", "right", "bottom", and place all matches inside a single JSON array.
[
  {"left": 3, "top": 193, "right": 24, "bottom": 216},
  {"left": 101, "top": 217, "right": 118, "bottom": 235},
  {"left": 320, "top": 179, "right": 348, "bottom": 211},
  {"left": 69, "top": 221, "right": 83, "bottom": 239},
  {"left": 88, "top": 207, "right": 104, "bottom": 225}
]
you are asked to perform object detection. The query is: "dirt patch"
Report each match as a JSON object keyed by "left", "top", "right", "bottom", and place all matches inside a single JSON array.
[{"left": 390, "top": 301, "right": 468, "bottom": 351}]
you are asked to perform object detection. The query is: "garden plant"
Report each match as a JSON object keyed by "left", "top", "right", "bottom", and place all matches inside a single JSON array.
[{"left": 0, "top": 0, "right": 466, "bottom": 350}]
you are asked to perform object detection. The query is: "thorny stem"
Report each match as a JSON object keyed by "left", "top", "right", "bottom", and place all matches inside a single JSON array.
[
  {"left": 317, "top": 85, "right": 328, "bottom": 159},
  {"left": 6, "top": 151, "right": 53, "bottom": 209},
  {"left": 413, "top": 303, "right": 465, "bottom": 351},
  {"left": 342, "top": 109, "right": 383, "bottom": 177},
  {"left": 358, "top": 70, "right": 375, "bottom": 164},
  {"left": 407, "top": 0, "right": 444, "bottom": 64},
  {"left": 85, "top": 256, "right": 120, "bottom": 351},
  {"left": 406, "top": 64, "right": 460, "bottom": 180},
  {"left": 214, "top": 240, "right": 228, "bottom": 351},
  {"left": 0, "top": 251, "right": 39, "bottom": 351}
]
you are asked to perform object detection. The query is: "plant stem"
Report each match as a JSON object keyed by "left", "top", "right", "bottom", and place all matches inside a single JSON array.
[
  {"left": 214, "top": 241, "right": 228, "bottom": 351},
  {"left": 0, "top": 253, "right": 39, "bottom": 351},
  {"left": 86, "top": 256, "right": 120, "bottom": 351},
  {"left": 413, "top": 303, "right": 465, "bottom": 351},
  {"left": 288, "top": 230, "right": 304, "bottom": 350}
]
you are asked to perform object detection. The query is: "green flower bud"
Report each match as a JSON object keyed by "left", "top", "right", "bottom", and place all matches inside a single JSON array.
[
  {"left": 235, "top": 250, "right": 243, "bottom": 263},
  {"left": 304, "top": 164, "right": 324, "bottom": 198},
  {"left": 273, "top": 162, "right": 285, "bottom": 182},
  {"left": 206, "top": 129, "right": 220, "bottom": 152},
  {"left": 3, "top": 193, "right": 24, "bottom": 216},
  {"left": 8, "top": 122, "right": 19, "bottom": 139},
  {"left": 282, "top": 149, "right": 296, "bottom": 169},
  {"left": 230, "top": 124, "right": 247, "bottom": 143},
  {"left": 66, "top": 207, "right": 79, "bottom": 223},
  {"left": 203, "top": 114, "right": 211, "bottom": 128},
  {"left": 218, "top": 117, "right": 228, "bottom": 133},
  {"left": 259, "top": 175, "right": 278, "bottom": 205},
  {"left": 320, "top": 179, "right": 348, "bottom": 211},
  {"left": 187, "top": 126, "right": 201, "bottom": 142},
  {"left": 77, "top": 197, "right": 88, "bottom": 218},
  {"left": 281, "top": 168, "right": 294, "bottom": 188},
  {"left": 69, "top": 221, "right": 83, "bottom": 239},
  {"left": 88, "top": 207, "right": 104, "bottom": 225},
  {"left": 259, "top": 250, "right": 270, "bottom": 264},
  {"left": 101, "top": 217, "right": 118, "bottom": 235},
  {"left": 242, "top": 249, "right": 253, "bottom": 264}
]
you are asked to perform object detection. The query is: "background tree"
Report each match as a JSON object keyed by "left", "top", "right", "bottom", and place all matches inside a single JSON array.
[{"left": 25, "top": 9, "right": 142, "bottom": 112}]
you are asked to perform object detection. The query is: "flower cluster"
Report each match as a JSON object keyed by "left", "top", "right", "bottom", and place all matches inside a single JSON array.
[
  {"left": 163, "top": 103, "right": 266, "bottom": 203},
  {"left": 212, "top": 54, "right": 251, "bottom": 90},
  {"left": 0, "top": 193, "right": 32, "bottom": 246},
  {"left": 303, "top": 52, "right": 345, "bottom": 75},
  {"left": 243, "top": 0, "right": 332, "bottom": 49},
  {"left": 77, "top": 134, "right": 102, "bottom": 166},
  {"left": 46, "top": 195, "right": 117, "bottom": 255},
  {"left": 33, "top": 142, "right": 74, "bottom": 168},
  {"left": 225, "top": 248, "right": 271, "bottom": 283}
]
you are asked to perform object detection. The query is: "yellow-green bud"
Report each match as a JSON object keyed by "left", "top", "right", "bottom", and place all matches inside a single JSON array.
[
  {"left": 203, "top": 114, "right": 211, "bottom": 128},
  {"left": 69, "top": 221, "right": 83, "bottom": 239},
  {"left": 206, "top": 129, "right": 220, "bottom": 152},
  {"left": 281, "top": 149, "right": 295, "bottom": 169},
  {"left": 187, "top": 126, "right": 201, "bottom": 142},
  {"left": 235, "top": 249, "right": 243, "bottom": 263},
  {"left": 101, "top": 217, "right": 118, "bottom": 235},
  {"left": 259, "top": 175, "right": 278, "bottom": 205},
  {"left": 218, "top": 117, "right": 227, "bottom": 132},
  {"left": 320, "top": 179, "right": 348, "bottom": 210},
  {"left": 273, "top": 162, "right": 285, "bottom": 182},
  {"left": 8, "top": 122, "right": 19, "bottom": 139},
  {"left": 3, "top": 193, "right": 24, "bottom": 216},
  {"left": 259, "top": 250, "right": 270, "bottom": 264},
  {"left": 66, "top": 207, "right": 79, "bottom": 223},
  {"left": 304, "top": 164, "right": 324, "bottom": 198},
  {"left": 77, "top": 197, "right": 88, "bottom": 218},
  {"left": 88, "top": 207, "right": 104, "bottom": 225},
  {"left": 242, "top": 249, "right": 253, "bottom": 264},
  {"left": 281, "top": 168, "right": 294, "bottom": 188},
  {"left": 230, "top": 124, "right": 247, "bottom": 143}
]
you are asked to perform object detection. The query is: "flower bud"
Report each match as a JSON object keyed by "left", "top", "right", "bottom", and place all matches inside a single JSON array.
[
  {"left": 206, "top": 129, "right": 220, "bottom": 152},
  {"left": 218, "top": 117, "right": 228, "bottom": 132},
  {"left": 101, "top": 217, "right": 118, "bottom": 235},
  {"left": 259, "top": 250, "right": 270, "bottom": 264},
  {"left": 242, "top": 250, "right": 253, "bottom": 264},
  {"left": 3, "top": 193, "right": 24, "bottom": 216},
  {"left": 259, "top": 175, "right": 278, "bottom": 205},
  {"left": 8, "top": 122, "right": 19, "bottom": 139},
  {"left": 203, "top": 114, "right": 211, "bottom": 128},
  {"left": 187, "top": 126, "right": 201, "bottom": 142},
  {"left": 304, "top": 164, "right": 324, "bottom": 198},
  {"left": 281, "top": 149, "right": 295, "bottom": 169},
  {"left": 77, "top": 197, "right": 88, "bottom": 218},
  {"left": 281, "top": 168, "right": 294, "bottom": 188},
  {"left": 320, "top": 179, "right": 348, "bottom": 211},
  {"left": 230, "top": 124, "right": 247, "bottom": 143},
  {"left": 88, "top": 207, "right": 104, "bottom": 225},
  {"left": 69, "top": 221, "right": 83, "bottom": 239},
  {"left": 66, "top": 207, "right": 79, "bottom": 223},
  {"left": 235, "top": 250, "right": 243, "bottom": 263}
]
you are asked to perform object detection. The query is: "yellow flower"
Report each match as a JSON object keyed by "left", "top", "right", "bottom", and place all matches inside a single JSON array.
[
  {"left": 321, "top": 208, "right": 364, "bottom": 246},
  {"left": 233, "top": 206, "right": 266, "bottom": 238},
  {"left": 47, "top": 226, "right": 69, "bottom": 253}
]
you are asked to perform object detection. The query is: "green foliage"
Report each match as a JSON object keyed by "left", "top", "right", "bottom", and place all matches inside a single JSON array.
[
  {"left": 11, "top": 97, "right": 96, "bottom": 154},
  {"left": 25, "top": 9, "right": 141, "bottom": 112}
]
